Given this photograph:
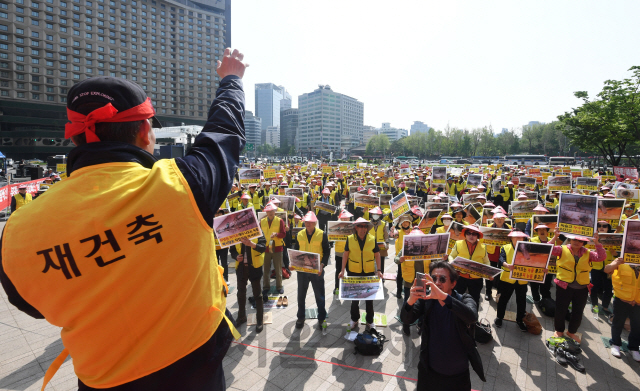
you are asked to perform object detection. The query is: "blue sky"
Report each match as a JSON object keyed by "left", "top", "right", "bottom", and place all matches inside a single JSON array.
[{"left": 232, "top": 0, "right": 640, "bottom": 133}]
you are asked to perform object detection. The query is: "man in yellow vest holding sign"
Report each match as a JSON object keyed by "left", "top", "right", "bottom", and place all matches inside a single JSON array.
[{"left": 0, "top": 48, "right": 248, "bottom": 390}]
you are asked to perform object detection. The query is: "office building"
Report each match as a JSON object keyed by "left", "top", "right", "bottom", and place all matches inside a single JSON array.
[
  {"left": 362, "top": 125, "right": 377, "bottom": 145},
  {"left": 244, "top": 110, "right": 261, "bottom": 147},
  {"left": 297, "top": 85, "right": 363, "bottom": 156},
  {"left": 279, "top": 107, "right": 297, "bottom": 150},
  {"left": 378, "top": 122, "right": 408, "bottom": 142},
  {"left": 265, "top": 126, "right": 279, "bottom": 148},
  {"left": 410, "top": 121, "right": 431, "bottom": 135},
  {"left": 0, "top": 0, "right": 231, "bottom": 159},
  {"left": 255, "top": 82, "right": 289, "bottom": 142}
]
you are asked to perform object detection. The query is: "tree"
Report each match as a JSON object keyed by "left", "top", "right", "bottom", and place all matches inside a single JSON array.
[{"left": 557, "top": 66, "right": 640, "bottom": 168}]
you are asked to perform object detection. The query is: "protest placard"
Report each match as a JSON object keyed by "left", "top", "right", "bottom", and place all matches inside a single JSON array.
[
  {"left": 238, "top": 168, "right": 262, "bottom": 185},
  {"left": 327, "top": 221, "right": 354, "bottom": 241},
  {"left": 446, "top": 222, "right": 466, "bottom": 255},
  {"left": 284, "top": 187, "right": 303, "bottom": 199},
  {"left": 621, "top": 220, "right": 640, "bottom": 264},
  {"left": 532, "top": 214, "right": 558, "bottom": 233},
  {"left": 576, "top": 177, "right": 599, "bottom": 191},
  {"left": 511, "top": 200, "right": 539, "bottom": 222},
  {"left": 463, "top": 205, "right": 481, "bottom": 225},
  {"left": 354, "top": 193, "right": 380, "bottom": 209},
  {"left": 616, "top": 188, "right": 640, "bottom": 203},
  {"left": 519, "top": 176, "right": 537, "bottom": 190},
  {"left": 213, "top": 208, "right": 263, "bottom": 248},
  {"left": 598, "top": 199, "right": 625, "bottom": 229},
  {"left": 339, "top": 276, "right": 384, "bottom": 300},
  {"left": 257, "top": 211, "right": 288, "bottom": 226},
  {"left": 462, "top": 193, "right": 485, "bottom": 205},
  {"left": 269, "top": 195, "right": 296, "bottom": 212},
  {"left": 509, "top": 241, "right": 553, "bottom": 283},
  {"left": 315, "top": 201, "right": 338, "bottom": 214},
  {"left": 288, "top": 249, "right": 321, "bottom": 274},
  {"left": 263, "top": 168, "right": 276, "bottom": 180},
  {"left": 450, "top": 257, "right": 502, "bottom": 280},
  {"left": 418, "top": 209, "right": 442, "bottom": 234},
  {"left": 557, "top": 193, "right": 598, "bottom": 237},
  {"left": 389, "top": 192, "right": 410, "bottom": 220},
  {"left": 466, "top": 174, "right": 482, "bottom": 187},
  {"left": 548, "top": 175, "right": 572, "bottom": 191},
  {"left": 402, "top": 233, "right": 449, "bottom": 261},
  {"left": 432, "top": 166, "right": 447, "bottom": 184},
  {"left": 479, "top": 227, "right": 511, "bottom": 247}
]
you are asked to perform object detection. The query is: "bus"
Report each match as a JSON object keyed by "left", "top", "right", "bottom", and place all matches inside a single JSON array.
[
  {"left": 470, "top": 156, "right": 501, "bottom": 164},
  {"left": 500, "top": 155, "right": 547, "bottom": 165},
  {"left": 548, "top": 156, "right": 576, "bottom": 166}
]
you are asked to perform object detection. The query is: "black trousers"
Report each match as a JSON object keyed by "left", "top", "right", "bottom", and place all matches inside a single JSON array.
[
  {"left": 485, "top": 261, "right": 499, "bottom": 295},
  {"left": 334, "top": 254, "right": 343, "bottom": 290},
  {"left": 417, "top": 361, "right": 471, "bottom": 391},
  {"left": 454, "top": 277, "right": 484, "bottom": 307},
  {"left": 396, "top": 263, "right": 404, "bottom": 294},
  {"left": 496, "top": 281, "right": 527, "bottom": 322},
  {"left": 529, "top": 273, "right": 553, "bottom": 301},
  {"left": 215, "top": 248, "right": 229, "bottom": 282},
  {"left": 347, "top": 270, "right": 375, "bottom": 324},
  {"left": 590, "top": 268, "right": 613, "bottom": 309},
  {"left": 554, "top": 285, "right": 589, "bottom": 334},
  {"left": 237, "top": 263, "right": 263, "bottom": 324}
]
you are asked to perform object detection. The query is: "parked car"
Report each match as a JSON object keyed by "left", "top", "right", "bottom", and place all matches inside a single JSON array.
[{"left": 455, "top": 159, "right": 473, "bottom": 164}]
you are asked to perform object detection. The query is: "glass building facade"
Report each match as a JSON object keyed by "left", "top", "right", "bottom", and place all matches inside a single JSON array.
[{"left": 0, "top": 0, "right": 230, "bottom": 159}]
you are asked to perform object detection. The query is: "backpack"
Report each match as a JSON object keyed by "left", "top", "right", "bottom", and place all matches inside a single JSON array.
[
  {"left": 538, "top": 297, "right": 556, "bottom": 317},
  {"left": 523, "top": 312, "right": 542, "bottom": 335},
  {"left": 474, "top": 319, "right": 493, "bottom": 344},
  {"left": 354, "top": 328, "right": 387, "bottom": 356}
]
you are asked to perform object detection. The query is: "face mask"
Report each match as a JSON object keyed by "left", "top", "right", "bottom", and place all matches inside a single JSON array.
[
  {"left": 443, "top": 220, "right": 452, "bottom": 227},
  {"left": 372, "top": 215, "right": 381, "bottom": 221}
]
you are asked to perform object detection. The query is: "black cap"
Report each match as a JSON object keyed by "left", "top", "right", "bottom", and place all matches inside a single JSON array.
[{"left": 67, "top": 76, "right": 162, "bottom": 128}]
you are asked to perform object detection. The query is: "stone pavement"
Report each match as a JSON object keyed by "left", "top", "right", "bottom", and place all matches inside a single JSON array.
[{"left": 1, "top": 223, "right": 640, "bottom": 390}]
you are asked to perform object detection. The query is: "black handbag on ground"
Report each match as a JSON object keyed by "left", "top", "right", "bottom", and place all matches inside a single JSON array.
[
  {"left": 354, "top": 328, "right": 387, "bottom": 355},
  {"left": 474, "top": 318, "right": 493, "bottom": 344}
]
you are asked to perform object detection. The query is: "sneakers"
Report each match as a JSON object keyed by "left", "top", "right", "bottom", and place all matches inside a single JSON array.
[
  {"left": 591, "top": 304, "right": 600, "bottom": 314},
  {"left": 611, "top": 345, "right": 622, "bottom": 358},
  {"left": 494, "top": 318, "right": 503, "bottom": 328},
  {"left": 552, "top": 346, "right": 568, "bottom": 366},
  {"left": 557, "top": 348, "right": 585, "bottom": 373},
  {"left": 632, "top": 350, "right": 640, "bottom": 362},
  {"left": 517, "top": 321, "right": 528, "bottom": 332}
]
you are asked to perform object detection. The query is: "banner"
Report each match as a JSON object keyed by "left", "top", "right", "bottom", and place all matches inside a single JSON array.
[
  {"left": 509, "top": 241, "right": 553, "bottom": 283},
  {"left": 212, "top": 208, "right": 263, "bottom": 248},
  {"left": 288, "top": 249, "right": 322, "bottom": 274},
  {"left": 389, "top": 192, "right": 410, "bottom": 220},
  {"left": 327, "top": 221, "right": 354, "bottom": 241},
  {"left": 576, "top": 177, "right": 599, "bottom": 191},
  {"left": 557, "top": 193, "right": 598, "bottom": 237},
  {"left": 0, "top": 178, "right": 47, "bottom": 210},
  {"left": 238, "top": 168, "right": 262, "bottom": 185},
  {"left": 614, "top": 166, "right": 639, "bottom": 180},
  {"left": 450, "top": 257, "right": 502, "bottom": 280},
  {"left": 339, "top": 276, "right": 384, "bottom": 300},
  {"left": 621, "top": 220, "right": 640, "bottom": 264},
  {"left": 402, "top": 233, "right": 449, "bottom": 261}
]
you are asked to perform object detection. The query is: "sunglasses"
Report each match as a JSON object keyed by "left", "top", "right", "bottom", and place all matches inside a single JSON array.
[
  {"left": 597, "top": 224, "right": 608, "bottom": 228},
  {"left": 465, "top": 232, "right": 479, "bottom": 237},
  {"left": 430, "top": 275, "right": 448, "bottom": 283}
]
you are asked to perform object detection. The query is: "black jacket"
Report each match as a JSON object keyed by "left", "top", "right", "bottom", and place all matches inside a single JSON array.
[
  {"left": 229, "top": 236, "right": 266, "bottom": 281},
  {"left": 400, "top": 291, "right": 486, "bottom": 382}
]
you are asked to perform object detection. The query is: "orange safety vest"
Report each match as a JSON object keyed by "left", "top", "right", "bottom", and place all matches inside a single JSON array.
[{"left": 2, "top": 160, "right": 239, "bottom": 389}]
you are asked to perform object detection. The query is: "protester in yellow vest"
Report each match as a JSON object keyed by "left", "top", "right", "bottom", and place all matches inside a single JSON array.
[
  {"left": 333, "top": 209, "right": 353, "bottom": 295},
  {"left": 368, "top": 206, "right": 389, "bottom": 272},
  {"left": 494, "top": 231, "right": 530, "bottom": 331},
  {"left": 230, "top": 236, "right": 266, "bottom": 332},
  {"left": 529, "top": 224, "right": 557, "bottom": 303},
  {"left": 260, "top": 203, "right": 287, "bottom": 297},
  {"left": 547, "top": 231, "right": 606, "bottom": 343},
  {"left": 482, "top": 211, "right": 511, "bottom": 301},
  {"left": 448, "top": 225, "right": 491, "bottom": 306},
  {"left": 590, "top": 221, "right": 615, "bottom": 316},
  {"left": 246, "top": 183, "right": 263, "bottom": 211},
  {"left": 11, "top": 184, "right": 32, "bottom": 212},
  {"left": 339, "top": 217, "right": 382, "bottom": 331},
  {"left": 394, "top": 214, "right": 414, "bottom": 299},
  {"left": 0, "top": 50, "right": 246, "bottom": 390},
  {"left": 435, "top": 213, "right": 452, "bottom": 234},
  {"left": 604, "top": 257, "right": 640, "bottom": 361},
  {"left": 294, "top": 211, "right": 330, "bottom": 330},
  {"left": 452, "top": 208, "right": 470, "bottom": 226},
  {"left": 239, "top": 193, "right": 253, "bottom": 210}
]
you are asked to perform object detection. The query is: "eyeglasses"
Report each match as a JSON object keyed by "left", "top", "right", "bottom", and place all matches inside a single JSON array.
[
  {"left": 430, "top": 275, "right": 447, "bottom": 283},
  {"left": 597, "top": 224, "right": 608, "bottom": 228},
  {"left": 465, "top": 232, "right": 479, "bottom": 237}
]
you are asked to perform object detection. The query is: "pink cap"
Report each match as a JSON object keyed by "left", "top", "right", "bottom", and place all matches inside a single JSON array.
[
  {"left": 339, "top": 209, "right": 353, "bottom": 219},
  {"left": 303, "top": 212, "right": 318, "bottom": 223},
  {"left": 369, "top": 206, "right": 383, "bottom": 215},
  {"left": 263, "top": 203, "right": 278, "bottom": 212}
]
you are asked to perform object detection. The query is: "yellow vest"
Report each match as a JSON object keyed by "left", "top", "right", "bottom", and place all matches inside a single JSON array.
[
  {"left": 297, "top": 228, "right": 324, "bottom": 260},
  {"left": 499, "top": 244, "right": 527, "bottom": 285},
  {"left": 454, "top": 240, "right": 487, "bottom": 279},
  {"left": 556, "top": 246, "right": 592, "bottom": 285},
  {"left": 396, "top": 228, "right": 412, "bottom": 256},
  {"left": 335, "top": 240, "right": 346, "bottom": 253},
  {"left": 1, "top": 160, "right": 238, "bottom": 388},
  {"left": 13, "top": 193, "right": 33, "bottom": 210},
  {"left": 247, "top": 190, "right": 262, "bottom": 210},
  {"left": 296, "top": 193, "right": 309, "bottom": 208},
  {"left": 346, "top": 234, "right": 376, "bottom": 274},
  {"left": 369, "top": 223, "right": 386, "bottom": 255},
  {"left": 612, "top": 264, "right": 640, "bottom": 304},
  {"left": 260, "top": 216, "right": 284, "bottom": 247},
  {"left": 234, "top": 237, "right": 265, "bottom": 269},
  {"left": 435, "top": 226, "right": 447, "bottom": 234}
]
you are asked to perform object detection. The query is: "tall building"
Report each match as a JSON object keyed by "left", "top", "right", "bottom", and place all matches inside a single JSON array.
[
  {"left": 378, "top": 122, "right": 408, "bottom": 142},
  {"left": 254, "top": 83, "right": 289, "bottom": 142},
  {"left": 410, "top": 121, "right": 431, "bottom": 135},
  {"left": 279, "top": 107, "right": 298, "bottom": 150},
  {"left": 244, "top": 110, "right": 261, "bottom": 147},
  {"left": 265, "top": 125, "right": 279, "bottom": 148},
  {"left": 297, "top": 85, "right": 363, "bottom": 156},
  {"left": 0, "top": 0, "right": 231, "bottom": 159},
  {"left": 362, "top": 125, "right": 377, "bottom": 145}
]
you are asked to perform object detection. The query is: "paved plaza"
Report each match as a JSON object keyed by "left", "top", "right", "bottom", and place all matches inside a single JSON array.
[{"left": 1, "top": 219, "right": 640, "bottom": 390}]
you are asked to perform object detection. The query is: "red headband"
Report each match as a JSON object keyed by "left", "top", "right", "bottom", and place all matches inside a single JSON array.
[{"left": 65, "top": 98, "right": 156, "bottom": 143}]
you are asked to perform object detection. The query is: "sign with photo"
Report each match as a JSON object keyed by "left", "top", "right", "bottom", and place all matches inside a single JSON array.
[
  {"left": 463, "top": 204, "right": 481, "bottom": 226},
  {"left": 621, "top": 220, "right": 640, "bottom": 264},
  {"left": 402, "top": 233, "right": 449, "bottom": 261},
  {"left": 257, "top": 211, "right": 288, "bottom": 226},
  {"left": 616, "top": 188, "right": 640, "bottom": 203},
  {"left": 288, "top": 249, "right": 321, "bottom": 274},
  {"left": 284, "top": 187, "right": 304, "bottom": 199},
  {"left": 532, "top": 214, "right": 558, "bottom": 233},
  {"left": 548, "top": 175, "right": 572, "bottom": 191},
  {"left": 466, "top": 174, "right": 482, "bottom": 188},
  {"left": 432, "top": 166, "right": 447, "bottom": 184},
  {"left": 450, "top": 257, "right": 502, "bottom": 280},
  {"left": 389, "top": 192, "right": 410, "bottom": 220},
  {"left": 327, "top": 221, "right": 354, "bottom": 241},
  {"left": 446, "top": 222, "right": 466, "bottom": 255},
  {"left": 213, "top": 208, "right": 263, "bottom": 248},
  {"left": 598, "top": 199, "right": 625, "bottom": 229},
  {"left": 576, "top": 177, "right": 599, "bottom": 191},
  {"left": 519, "top": 176, "right": 537, "bottom": 190},
  {"left": 557, "top": 193, "right": 598, "bottom": 237},
  {"left": 478, "top": 226, "right": 511, "bottom": 247},
  {"left": 354, "top": 193, "right": 380, "bottom": 209},
  {"left": 509, "top": 241, "right": 553, "bottom": 283},
  {"left": 269, "top": 195, "right": 296, "bottom": 212},
  {"left": 238, "top": 168, "right": 262, "bottom": 185},
  {"left": 315, "top": 201, "right": 338, "bottom": 214},
  {"left": 339, "top": 276, "right": 384, "bottom": 301},
  {"left": 418, "top": 209, "right": 443, "bottom": 234}
]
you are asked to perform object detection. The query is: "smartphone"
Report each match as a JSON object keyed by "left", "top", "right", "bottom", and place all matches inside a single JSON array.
[{"left": 415, "top": 272, "right": 429, "bottom": 295}]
